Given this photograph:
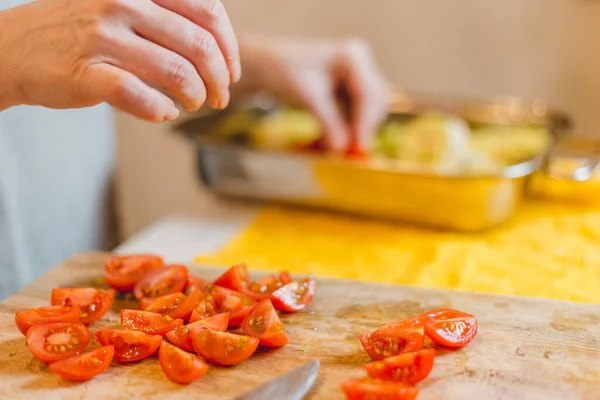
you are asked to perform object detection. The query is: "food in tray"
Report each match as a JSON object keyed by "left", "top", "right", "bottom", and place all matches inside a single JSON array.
[{"left": 215, "top": 106, "right": 552, "bottom": 174}]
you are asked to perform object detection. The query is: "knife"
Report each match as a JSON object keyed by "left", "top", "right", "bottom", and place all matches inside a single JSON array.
[{"left": 234, "top": 359, "right": 320, "bottom": 400}]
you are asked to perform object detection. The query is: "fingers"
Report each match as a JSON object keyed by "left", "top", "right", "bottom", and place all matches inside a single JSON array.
[
  {"left": 152, "top": 0, "right": 241, "bottom": 83},
  {"left": 81, "top": 63, "right": 179, "bottom": 122},
  {"left": 132, "top": 2, "right": 230, "bottom": 109}
]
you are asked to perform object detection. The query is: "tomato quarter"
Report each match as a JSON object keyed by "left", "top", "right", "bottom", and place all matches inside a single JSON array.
[
  {"left": 142, "top": 292, "right": 187, "bottom": 315},
  {"left": 213, "top": 264, "right": 250, "bottom": 291},
  {"left": 133, "top": 265, "right": 189, "bottom": 300},
  {"left": 210, "top": 286, "right": 256, "bottom": 328},
  {"left": 26, "top": 321, "right": 91, "bottom": 363},
  {"left": 191, "top": 330, "right": 259, "bottom": 366},
  {"left": 242, "top": 272, "right": 294, "bottom": 301},
  {"left": 49, "top": 345, "right": 114, "bottom": 381},
  {"left": 95, "top": 328, "right": 162, "bottom": 362},
  {"left": 15, "top": 305, "right": 80, "bottom": 336},
  {"left": 169, "top": 290, "right": 202, "bottom": 320},
  {"left": 166, "top": 313, "right": 229, "bottom": 353},
  {"left": 186, "top": 276, "right": 212, "bottom": 296},
  {"left": 104, "top": 255, "right": 164, "bottom": 292},
  {"left": 270, "top": 275, "right": 316, "bottom": 313},
  {"left": 159, "top": 342, "right": 209, "bottom": 384},
  {"left": 342, "top": 378, "right": 418, "bottom": 400},
  {"left": 364, "top": 349, "right": 435, "bottom": 384},
  {"left": 120, "top": 309, "right": 183, "bottom": 336},
  {"left": 360, "top": 317, "right": 424, "bottom": 360},
  {"left": 422, "top": 308, "right": 478, "bottom": 348},
  {"left": 51, "top": 288, "right": 115, "bottom": 325},
  {"left": 242, "top": 299, "right": 288, "bottom": 347}
]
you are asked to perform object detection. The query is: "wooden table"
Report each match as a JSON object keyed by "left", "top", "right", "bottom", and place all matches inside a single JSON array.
[{"left": 1, "top": 253, "right": 599, "bottom": 400}]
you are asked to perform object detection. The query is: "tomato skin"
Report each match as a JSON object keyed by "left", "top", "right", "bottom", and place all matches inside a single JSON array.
[
  {"left": 169, "top": 290, "right": 203, "bottom": 321},
  {"left": 210, "top": 286, "right": 256, "bottom": 328},
  {"left": 422, "top": 308, "right": 478, "bottom": 348},
  {"left": 166, "top": 313, "right": 229, "bottom": 353},
  {"left": 270, "top": 276, "right": 316, "bottom": 313},
  {"left": 49, "top": 346, "right": 114, "bottom": 381},
  {"left": 133, "top": 265, "right": 189, "bottom": 301},
  {"left": 159, "top": 342, "right": 209, "bottom": 384},
  {"left": 15, "top": 305, "right": 80, "bottom": 336},
  {"left": 213, "top": 264, "right": 250, "bottom": 291},
  {"left": 186, "top": 276, "right": 212, "bottom": 296},
  {"left": 120, "top": 309, "right": 183, "bottom": 336},
  {"left": 242, "top": 272, "right": 294, "bottom": 301},
  {"left": 360, "top": 317, "right": 424, "bottom": 360},
  {"left": 50, "top": 288, "right": 115, "bottom": 325},
  {"left": 26, "top": 322, "right": 91, "bottom": 364},
  {"left": 191, "top": 330, "right": 259, "bottom": 366},
  {"left": 342, "top": 379, "right": 418, "bottom": 400},
  {"left": 95, "top": 328, "right": 163, "bottom": 363},
  {"left": 364, "top": 349, "right": 435, "bottom": 384},
  {"left": 142, "top": 293, "right": 187, "bottom": 315},
  {"left": 104, "top": 255, "right": 164, "bottom": 292},
  {"left": 242, "top": 299, "right": 288, "bottom": 347}
]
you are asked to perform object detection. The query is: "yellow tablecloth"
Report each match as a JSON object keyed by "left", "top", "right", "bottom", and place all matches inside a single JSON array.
[{"left": 195, "top": 200, "right": 600, "bottom": 304}]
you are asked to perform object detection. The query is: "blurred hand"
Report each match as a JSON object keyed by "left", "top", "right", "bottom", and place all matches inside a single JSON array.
[
  {"left": 0, "top": 0, "right": 239, "bottom": 121},
  {"left": 240, "top": 36, "right": 388, "bottom": 152}
]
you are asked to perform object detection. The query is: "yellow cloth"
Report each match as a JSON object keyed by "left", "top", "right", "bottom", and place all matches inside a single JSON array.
[{"left": 195, "top": 199, "right": 600, "bottom": 304}]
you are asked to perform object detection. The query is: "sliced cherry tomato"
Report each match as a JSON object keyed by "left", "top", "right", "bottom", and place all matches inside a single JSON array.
[
  {"left": 15, "top": 305, "right": 81, "bottom": 336},
  {"left": 210, "top": 286, "right": 256, "bottom": 327},
  {"left": 26, "top": 321, "right": 91, "bottom": 363},
  {"left": 186, "top": 276, "right": 212, "bottom": 296},
  {"left": 120, "top": 309, "right": 183, "bottom": 336},
  {"left": 364, "top": 349, "right": 435, "bottom": 384},
  {"left": 159, "top": 342, "right": 209, "bottom": 384},
  {"left": 95, "top": 328, "right": 163, "bottom": 362},
  {"left": 422, "top": 308, "right": 478, "bottom": 348},
  {"left": 242, "top": 272, "right": 294, "bottom": 301},
  {"left": 191, "top": 330, "right": 259, "bottom": 366},
  {"left": 49, "top": 345, "right": 114, "bottom": 381},
  {"left": 213, "top": 264, "right": 250, "bottom": 291},
  {"left": 360, "top": 317, "right": 424, "bottom": 360},
  {"left": 189, "top": 290, "right": 219, "bottom": 321},
  {"left": 270, "top": 276, "right": 316, "bottom": 313},
  {"left": 133, "top": 265, "right": 189, "bottom": 300},
  {"left": 142, "top": 293, "right": 187, "bottom": 314},
  {"left": 166, "top": 313, "right": 229, "bottom": 353},
  {"left": 242, "top": 299, "right": 288, "bottom": 347},
  {"left": 51, "top": 288, "right": 115, "bottom": 325},
  {"left": 342, "top": 379, "right": 418, "bottom": 400},
  {"left": 169, "top": 290, "right": 203, "bottom": 320},
  {"left": 104, "top": 254, "right": 164, "bottom": 292}
]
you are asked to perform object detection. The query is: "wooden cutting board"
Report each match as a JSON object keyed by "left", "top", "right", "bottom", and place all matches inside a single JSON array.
[{"left": 0, "top": 253, "right": 599, "bottom": 400}]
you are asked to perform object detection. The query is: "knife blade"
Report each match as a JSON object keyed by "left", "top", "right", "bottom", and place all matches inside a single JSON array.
[{"left": 234, "top": 359, "right": 320, "bottom": 400}]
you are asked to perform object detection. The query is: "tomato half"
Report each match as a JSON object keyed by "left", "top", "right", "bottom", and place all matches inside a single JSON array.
[
  {"left": 159, "top": 342, "right": 209, "bottom": 384},
  {"left": 342, "top": 379, "right": 418, "bottom": 400},
  {"left": 142, "top": 293, "right": 187, "bottom": 314},
  {"left": 360, "top": 317, "right": 424, "bottom": 360},
  {"left": 186, "top": 276, "right": 212, "bottom": 296},
  {"left": 189, "top": 291, "right": 219, "bottom": 322},
  {"left": 191, "top": 330, "right": 259, "bottom": 366},
  {"left": 364, "top": 349, "right": 435, "bottom": 384},
  {"left": 15, "top": 305, "right": 81, "bottom": 336},
  {"left": 95, "top": 328, "right": 163, "bottom": 362},
  {"left": 104, "top": 254, "right": 164, "bottom": 292},
  {"left": 242, "top": 272, "right": 294, "bottom": 301},
  {"left": 422, "top": 308, "right": 478, "bottom": 348},
  {"left": 213, "top": 264, "right": 250, "bottom": 291},
  {"left": 26, "top": 321, "right": 91, "bottom": 363},
  {"left": 133, "top": 265, "right": 189, "bottom": 300},
  {"left": 120, "top": 309, "right": 183, "bottom": 336},
  {"left": 49, "top": 345, "right": 114, "bottom": 381},
  {"left": 51, "top": 288, "right": 115, "bottom": 325},
  {"left": 169, "top": 290, "right": 203, "bottom": 320},
  {"left": 242, "top": 299, "right": 288, "bottom": 347},
  {"left": 210, "top": 286, "right": 256, "bottom": 327},
  {"left": 166, "top": 313, "right": 229, "bottom": 353},
  {"left": 270, "top": 276, "right": 316, "bottom": 313}
]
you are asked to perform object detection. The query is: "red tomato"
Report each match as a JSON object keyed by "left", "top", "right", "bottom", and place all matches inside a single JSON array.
[
  {"left": 26, "top": 321, "right": 91, "bottom": 363},
  {"left": 342, "top": 379, "right": 418, "bottom": 400},
  {"left": 142, "top": 293, "right": 187, "bottom": 314},
  {"left": 242, "top": 299, "right": 288, "bottom": 347},
  {"left": 188, "top": 310, "right": 203, "bottom": 323},
  {"left": 422, "top": 308, "right": 478, "bottom": 348},
  {"left": 360, "top": 317, "right": 424, "bottom": 360},
  {"left": 95, "top": 328, "right": 163, "bottom": 362},
  {"left": 15, "top": 305, "right": 80, "bottom": 336},
  {"left": 213, "top": 264, "right": 250, "bottom": 291},
  {"left": 49, "top": 345, "right": 114, "bottom": 381},
  {"left": 120, "top": 309, "right": 183, "bottom": 336},
  {"left": 104, "top": 255, "right": 164, "bottom": 292},
  {"left": 364, "top": 349, "right": 435, "bottom": 384},
  {"left": 270, "top": 276, "right": 316, "bottom": 313},
  {"left": 346, "top": 141, "right": 369, "bottom": 159},
  {"left": 190, "top": 290, "right": 219, "bottom": 321},
  {"left": 191, "top": 330, "right": 259, "bottom": 366},
  {"left": 169, "top": 290, "right": 203, "bottom": 320},
  {"left": 159, "top": 342, "right": 209, "bottom": 384},
  {"left": 242, "top": 272, "right": 294, "bottom": 301},
  {"left": 186, "top": 276, "right": 211, "bottom": 296},
  {"left": 50, "top": 288, "right": 115, "bottom": 325},
  {"left": 210, "top": 286, "right": 256, "bottom": 327},
  {"left": 133, "top": 265, "right": 189, "bottom": 300},
  {"left": 166, "top": 313, "right": 229, "bottom": 353}
]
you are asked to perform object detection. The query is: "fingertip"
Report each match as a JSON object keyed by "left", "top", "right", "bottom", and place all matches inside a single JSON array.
[{"left": 227, "top": 58, "right": 242, "bottom": 83}]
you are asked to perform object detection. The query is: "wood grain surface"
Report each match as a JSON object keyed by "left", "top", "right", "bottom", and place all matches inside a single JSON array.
[{"left": 1, "top": 252, "right": 599, "bottom": 400}]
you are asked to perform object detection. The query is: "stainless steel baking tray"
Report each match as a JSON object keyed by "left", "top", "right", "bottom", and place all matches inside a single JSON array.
[{"left": 174, "top": 92, "right": 583, "bottom": 231}]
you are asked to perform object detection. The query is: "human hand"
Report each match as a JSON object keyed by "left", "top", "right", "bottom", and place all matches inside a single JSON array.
[
  {"left": 239, "top": 35, "right": 388, "bottom": 152},
  {"left": 0, "top": 0, "right": 239, "bottom": 121}
]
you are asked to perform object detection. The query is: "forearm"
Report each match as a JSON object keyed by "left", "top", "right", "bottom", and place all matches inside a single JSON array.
[{"left": 0, "top": 10, "right": 20, "bottom": 111}]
